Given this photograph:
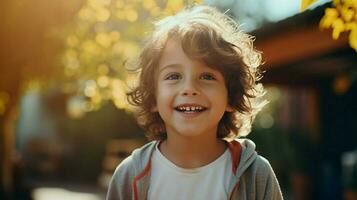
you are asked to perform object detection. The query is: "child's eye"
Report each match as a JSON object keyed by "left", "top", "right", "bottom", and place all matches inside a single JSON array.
[
  {"left": 165, "top": 73, "right": 181, "bottom": 80},
  {"left": 200, "top": 73, "right": 216, "bottom": 80}
]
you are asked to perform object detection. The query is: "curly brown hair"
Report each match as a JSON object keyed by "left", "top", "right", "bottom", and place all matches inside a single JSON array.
[{"left": 127, "top": 5, "right": 267, "bottom": 141}]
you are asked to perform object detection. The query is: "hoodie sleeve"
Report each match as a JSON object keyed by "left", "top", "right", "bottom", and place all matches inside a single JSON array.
[
  {"left": 106, "top": 156, "right": 135, "bottom": 200},
  {"left": 255, "top": 156, "right": 284, "bottom": 200}
]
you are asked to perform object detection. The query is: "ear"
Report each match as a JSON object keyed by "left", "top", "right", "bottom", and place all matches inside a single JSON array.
[{"left": 225, "top": 105, "right": 234, "bottom": 112}]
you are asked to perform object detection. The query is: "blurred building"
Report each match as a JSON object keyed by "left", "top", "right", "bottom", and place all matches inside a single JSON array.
[{"left": 243, "top": 2, "right": 356, "bottom": 200}]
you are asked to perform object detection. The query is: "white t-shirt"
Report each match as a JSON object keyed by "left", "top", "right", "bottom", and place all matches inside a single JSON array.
[{"left": 148, "top": 143, "right": 232, "bottom": 200}]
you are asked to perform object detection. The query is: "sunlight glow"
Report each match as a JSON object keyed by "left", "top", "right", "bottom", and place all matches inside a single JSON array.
[
  {"left": 32, "top": 187, "right": 102, "bottom": 200},
  {"left": 67, "top": 96, "right": 86, "bottom": 119}
]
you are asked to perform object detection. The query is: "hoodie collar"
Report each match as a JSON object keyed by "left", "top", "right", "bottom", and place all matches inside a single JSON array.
[
  {"left": 235, "top": 139, "right": 258, "bottom": 178},
  {"left": 132, "top": 139, "right": 258, "bottom": 179}
]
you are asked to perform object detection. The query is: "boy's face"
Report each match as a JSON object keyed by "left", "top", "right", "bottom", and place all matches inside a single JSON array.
[{"left": 153, "top": 38, "right": 233, "bottom": 138}]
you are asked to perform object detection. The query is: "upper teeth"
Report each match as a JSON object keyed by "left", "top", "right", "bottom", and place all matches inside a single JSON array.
[{"left": 177, "top": 106, "right": 204, "bottom": 111}]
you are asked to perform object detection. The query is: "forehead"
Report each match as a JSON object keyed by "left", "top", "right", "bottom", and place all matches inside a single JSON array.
[
  {"left": 158, "top": 38, "right": 185, "bottom": 66},
  {"left": 158, "top": 38, "right": 211, "bottom": 72}
]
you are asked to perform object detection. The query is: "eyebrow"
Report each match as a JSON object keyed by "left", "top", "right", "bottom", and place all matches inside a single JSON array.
[{"left": 158, "top": 64, "right": 181, "bottom": 74}]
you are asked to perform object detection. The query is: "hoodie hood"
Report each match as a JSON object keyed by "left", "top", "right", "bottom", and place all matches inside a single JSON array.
[
  {"left": 225, "top": 138, "right": 258, "bottom": 199},
  {"left": 235, "top": 139, "right": 258, "bottom": 178}
]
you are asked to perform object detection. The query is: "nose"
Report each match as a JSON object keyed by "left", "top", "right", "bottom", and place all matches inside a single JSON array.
[
  {"left": 181, "top": 79, "right": 200, "bottom": 96},
  {"left": 182, "top": 90, "right": 199, "bottom": 96}
]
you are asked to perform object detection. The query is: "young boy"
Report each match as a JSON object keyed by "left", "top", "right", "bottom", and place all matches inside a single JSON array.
[{"left": 107, "top": 5, "right": 283, "bottom": 200}]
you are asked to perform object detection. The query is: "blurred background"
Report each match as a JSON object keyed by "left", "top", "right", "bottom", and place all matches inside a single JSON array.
[{"left": 0, "top": 0, "right": 356, "bottom": 199}]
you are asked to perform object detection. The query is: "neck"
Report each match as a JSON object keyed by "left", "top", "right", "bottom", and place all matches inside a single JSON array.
[{"left": 159, "top": 134, "right": 227, "bottom": 169}]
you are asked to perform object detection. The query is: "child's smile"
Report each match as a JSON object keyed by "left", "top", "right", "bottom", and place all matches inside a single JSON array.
[
  {"left": 174, "top": 103, "right": 207, "bottom": 115},
  {"left": 153, "top": 38, "right": 233, "bottom": 138}
]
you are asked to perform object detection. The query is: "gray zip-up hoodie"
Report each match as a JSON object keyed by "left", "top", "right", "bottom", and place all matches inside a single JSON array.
[{"left": 107, "top": 139, "right": 283, "bottom": 200}]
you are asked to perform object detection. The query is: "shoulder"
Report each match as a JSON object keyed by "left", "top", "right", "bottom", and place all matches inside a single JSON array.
[
  {"left": 252, "top": 155, "right": 274, "bottom": 175},
  {"left": 106, "top": 141, "right": 157, "bottom": 199},
  {"left": 111, "top": 140, "right": 156, "bottom": 180},
  {"left": 112, "top": 154, "right": 136, "bottom": 180},
  {"left": 249, "top": 155, "right": 283, "bottom": 199},
  {"left": 234, "top": 139, "right": 283, "bottom": 199},
  {"left": 106, "top": 154, "right": 136, "bottom": 200}
]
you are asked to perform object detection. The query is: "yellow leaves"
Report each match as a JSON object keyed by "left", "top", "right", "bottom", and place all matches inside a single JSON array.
[
  {"left": 320, "top": 8, "right": 339, "bottom": 28},
  {"left": 109, "top": 31, "right": 120, "bottom": 41},
  {"left": 333, "top": 0, "right": 341, "bottom": 5},
  {"left": 301, "top": 0, "right": 317, "bottom": 11},
  {"left": 343, "top": 0, "right": 357, "bottom": 7},
  {"left": 79, "top": 8, "right": 93, "bottom": 21},
  {"left": 67, "top": 96, "right": 86, "bottom": 119},
  {"left": 326, "top": 7, "right": 339, "bottom": 18},
  {"left": 349, "top": 25, "right": 357, "bottom": 50},
  {"left": 95, "top": 31, "right": 120, "bottom": 48},
  {"left": 116, "top": 0, "right": 124, "bottom": 8},
  {"left": 332, "top": 18, "right": 345, "bottom": 39},
  {"left": 319, "top": 0, "right": 357, "bottom": 51},
  {"left": 78, "top": 7, "right": 110, "bottom": 22},
  {"left": 142, "top": 0, "right": 161, "bottom": 17},
  {"left": 84, "top": 31, "right": 120, "bottom": 51},
  {"left": 88, "top": 0, "right": 111, "bottom": 8},
  {"left": 340, "top": 5, "right": 354, "bottom": 21},
  {"left": 115, "top": 8, "right": 138, "bottom": 22},
  {"left": 123, "top": 42, "right": 140, "bottom": 60},
  {"left": 161, "top": 0, "right": 205, "bottom": 17},
  {"left": 78, "top": 0, "right": 111, "bottom": 22},
  {"left": 111, "top": 78, "right": 128, "bottom": 109},
  {"left": 97, "top": 64, "right": 109, "bottom": 75},
  {"left": 97, "top": 76, "right": 110, "bottom": 88},
  {"left": 94, "top": 31, "right": 120, "bottom": 50},
  {"left": 166, "top": 0, "right": 184, "bottom": 13},
  {"left": 96, "top": 7, "right": 111, "bottom": 22},
  {"left": 84, "top": 80, "right": 97, "bottom": 98},
  {"left": 65, "top": 49, "right": 77, "bottom": 60},
  {"left": 62, "top": 0, "right": 206, "bottom": 115},
  {"left": 143, "top": 0, "right": 156, "bottom": 10},
  {"left": 82, "top": 40, "right": 98, "bottom": 54},
  {"left": 64, "top": 49, "right": 80, "bottom": 77},
  {"left": 66, "top": 35, "right": 79, "bottom": 47},
  {"left": 161, "top": 0, "right": 204, "bottom": 18},
  {"left": 150, "top": 6, "right": 161, "bottom": 17},
  {"left": 84, "top": 79, "right": 104, "bottom": 110},
  {"left": 95, "top": 33, "right": 111, "bottom": 47},
  {"left": 126, "top": 9, "right": 138, "bottom": 22},
  {"left": 115, "top": 10, "right": 126, "bottom": 20}
]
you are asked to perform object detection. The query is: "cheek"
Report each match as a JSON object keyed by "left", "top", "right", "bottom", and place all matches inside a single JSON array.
[
  {"left": 208, "top": 84, "right": 229, "bottom": 97},
  {"left": 156, "top": 84, "right": 174, "bottom": 105},
  {"left": 213, "top": 85, "right": 230, "bottom": 108}
]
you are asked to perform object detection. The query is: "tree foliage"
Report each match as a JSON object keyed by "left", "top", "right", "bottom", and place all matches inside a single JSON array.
[
  {"left": 302, "top": 0, "right": 357, "bottom": 51},
  {"left": 60, "top": 0, "right": 203, "bottom": 118}
]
